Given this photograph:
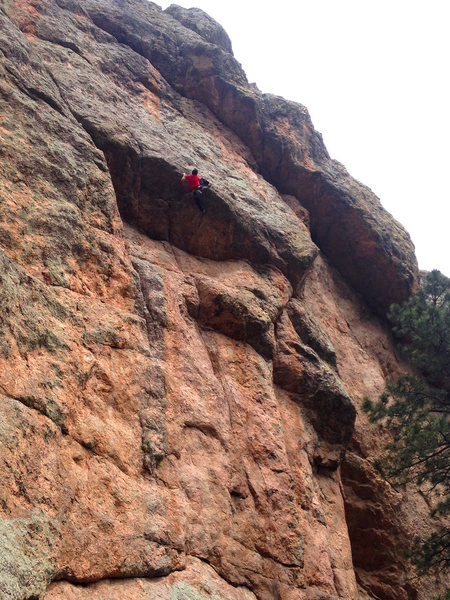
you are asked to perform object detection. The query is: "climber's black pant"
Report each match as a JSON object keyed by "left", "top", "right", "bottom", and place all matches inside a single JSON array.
[{"left": 193, "top": 187, "right": 205, "bottom": 212}]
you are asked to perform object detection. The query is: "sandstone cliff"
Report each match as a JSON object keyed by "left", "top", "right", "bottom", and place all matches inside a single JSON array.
[{"left": 0, "top": 1, "right": 441, "bottom": 599}]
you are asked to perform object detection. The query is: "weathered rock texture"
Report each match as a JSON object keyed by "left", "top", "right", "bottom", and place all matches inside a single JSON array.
[{"left": 0, "top": 1, "right": 444, "bottom": 599}]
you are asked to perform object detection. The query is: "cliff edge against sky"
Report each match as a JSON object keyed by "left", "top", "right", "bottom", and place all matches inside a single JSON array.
[{"left": 0, "top": 1, "right": 442, "bottom": 599}]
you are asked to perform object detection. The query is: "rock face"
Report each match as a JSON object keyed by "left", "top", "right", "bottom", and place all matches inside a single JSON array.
[{"left": 0, "top": 1, "right": 443, "bottom": 599}]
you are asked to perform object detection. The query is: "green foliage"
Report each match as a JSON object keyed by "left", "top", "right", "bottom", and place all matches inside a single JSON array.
[
  {"left": 363, "top": 270, "right": 450, "bottom": 581},
  {"left": 389, "top": 269, "right": 450, "bottom": 391},
  {"left": 362, "top": 376, "right": 449, "bottom": 490},
  {"left": 406, "top": 528, "right": 450, "bottom": 575}
]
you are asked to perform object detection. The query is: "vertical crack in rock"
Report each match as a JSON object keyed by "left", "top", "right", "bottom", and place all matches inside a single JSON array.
[
  {"left": 273, "top": 301, "right": 356, "bottom": 467},
  {"left": 130, "top": 257, "right": 169, "bottom": 475}
]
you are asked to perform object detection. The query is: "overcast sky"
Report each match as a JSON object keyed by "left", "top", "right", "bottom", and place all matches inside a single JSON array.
[{"left": 159, "top": 1, "right": 449, "bottom": 276}]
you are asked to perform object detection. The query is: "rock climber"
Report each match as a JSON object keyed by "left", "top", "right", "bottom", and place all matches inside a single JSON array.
[{"left": 181, "top": 168, "right": 210, "bottom": 214}]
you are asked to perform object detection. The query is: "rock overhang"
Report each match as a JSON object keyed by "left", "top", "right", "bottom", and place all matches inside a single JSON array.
[{"left": 10, "top": 0, "right": 418, "bottom": 316}]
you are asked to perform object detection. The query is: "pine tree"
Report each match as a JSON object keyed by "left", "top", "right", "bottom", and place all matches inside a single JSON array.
[{"left": 363, "top": 270, "right": 450, "bottom": 577}]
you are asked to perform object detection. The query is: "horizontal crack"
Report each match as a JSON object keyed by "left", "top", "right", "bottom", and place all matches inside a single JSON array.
[
  {"left": 49, "top": 553, "right": 259, "bottom": 599},
  {"left": 184, "top": 554, "right": 259, "bottom": 599},
  {"left": 40, "top": 34, "right": 92, "bottom": 65},
  {"left": 0, "top": 390, "right": 137, "bottom": 479},
  {"left": 4, "top": 63, "right": 67, "bottom": 118}
]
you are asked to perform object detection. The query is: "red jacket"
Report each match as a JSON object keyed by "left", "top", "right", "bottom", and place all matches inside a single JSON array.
[{"left": 185, "top": 174, "right": 201, "bottom": 190}]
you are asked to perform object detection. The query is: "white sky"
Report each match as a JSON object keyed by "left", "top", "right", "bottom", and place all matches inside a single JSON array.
[{"left": 159, "top": 0, "right": 449, "bottom": 276}]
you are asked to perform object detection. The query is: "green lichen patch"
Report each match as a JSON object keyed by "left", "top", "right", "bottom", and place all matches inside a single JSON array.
[
  {"left": 169, "top": 582, "right": 216, "bottom": 600},
  {"left": 0, "top": 249, "right": 70, "bottom": 357},
  {"left": 0, "top": 513, "right": 57, "bottom": 600},
  {"left": 83, "top": 325, "right": 123, "bottom": 348},
  {"left": 17, "top": 396, "right": 67, "bottom": 430}
]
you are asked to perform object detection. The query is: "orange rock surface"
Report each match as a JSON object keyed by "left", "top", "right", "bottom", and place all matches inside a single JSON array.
[{"left": 0, "top": 1, "right": 445, "bottom": 599}]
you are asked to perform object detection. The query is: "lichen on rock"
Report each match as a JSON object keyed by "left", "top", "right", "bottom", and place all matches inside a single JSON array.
[{"left": 0, "top": 513, "right": 57, "bottom": 600}]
